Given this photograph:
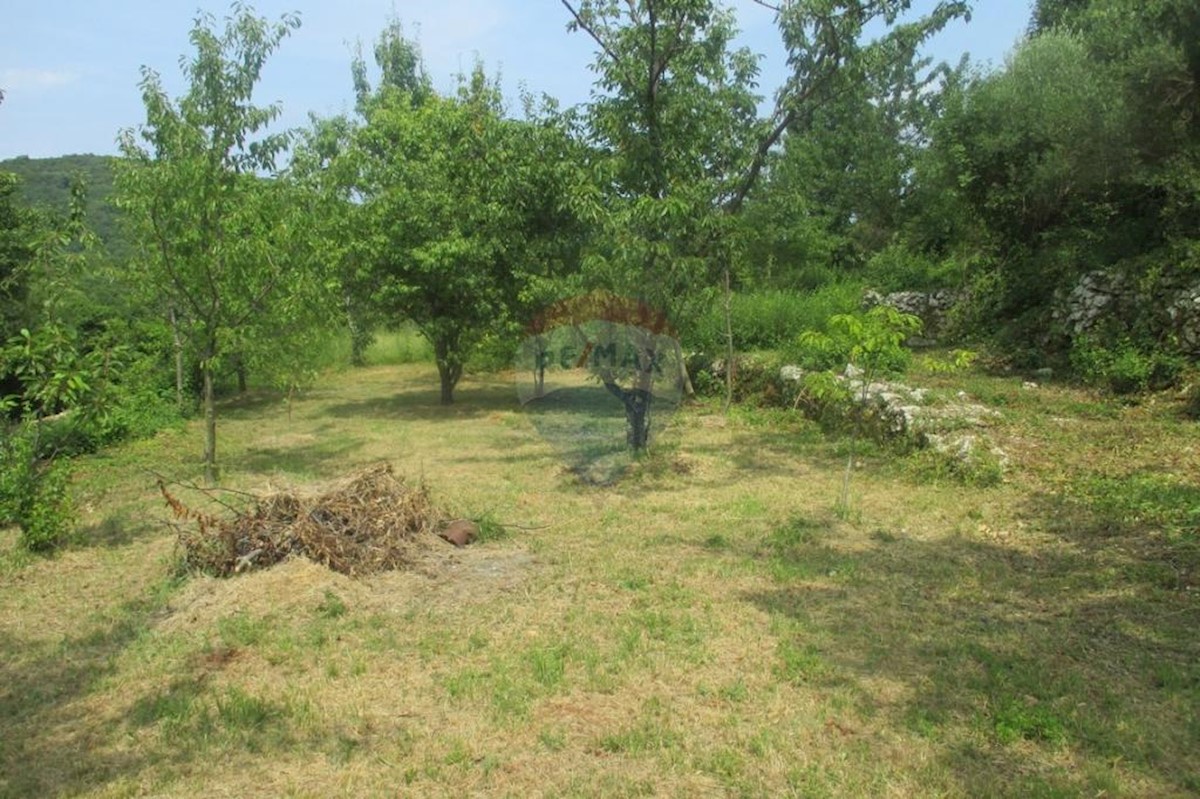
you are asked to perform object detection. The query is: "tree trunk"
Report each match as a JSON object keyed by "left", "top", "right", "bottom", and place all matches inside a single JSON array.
[
  {"left": 434, "top": 335, "right": 462, "bottom": 405},
  {"left": 170, "top": 305, "right": 185, "bottom": 413},
  {"left": 722, "top": 261, "right": 734, "bottom": 413},
  {"left": 624, "top": 387, "right": 652, "bottom": 450},
  {"left": 345, "top": 291, "right": 371, "bottom": 367},
  {"left": 235, "top": 355, "right": 247, "bottom": 394},
  {"left": 202, "top": 359, "right": 218, "bottom": 485},
  {"left": 602, "top": 380, "right": 653, "bottom": 451}
]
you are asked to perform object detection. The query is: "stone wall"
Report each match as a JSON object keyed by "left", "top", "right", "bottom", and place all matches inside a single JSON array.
[
  {"left": 1056, "top": 269, "right": 1200, "bottom": 356},
  {"left": 862, "top": 289, "right": 960, "bottom": 342}
]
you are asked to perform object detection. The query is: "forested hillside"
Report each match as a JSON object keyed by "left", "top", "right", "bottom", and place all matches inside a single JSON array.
[{"left": 0, "top": 154, "right": 130, "bottom": 261}]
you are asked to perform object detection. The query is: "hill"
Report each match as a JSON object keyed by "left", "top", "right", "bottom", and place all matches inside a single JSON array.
[{"left": 0, "top": 154, "right": 131, "bottom": 261}]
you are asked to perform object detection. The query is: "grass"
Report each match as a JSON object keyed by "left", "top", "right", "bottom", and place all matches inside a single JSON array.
[
  {"left": 365, "top": 323, "right": 434, "bottom": 366},
  {"left": 0, "top": 360, "right": 1197, "bottom": 797}
]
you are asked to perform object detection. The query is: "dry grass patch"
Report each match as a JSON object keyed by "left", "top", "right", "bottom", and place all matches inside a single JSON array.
[{"left": 1, "top": 363, "right": 1197, "bottom": 797}]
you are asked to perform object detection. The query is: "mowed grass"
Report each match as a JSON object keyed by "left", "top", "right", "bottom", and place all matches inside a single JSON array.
[{"left": 1, "top": 362, "right": 1198, "bottom": 797}]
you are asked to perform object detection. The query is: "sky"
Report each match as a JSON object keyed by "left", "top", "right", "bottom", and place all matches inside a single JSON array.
[{"left": 0, "top": 1, "right": 1034, "bottom": 161}]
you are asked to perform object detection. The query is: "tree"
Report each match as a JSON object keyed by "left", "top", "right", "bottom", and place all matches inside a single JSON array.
[
  {"left": 289, "top": 114, "right": 377, "bottom": 366},
  {"left": 0, "top": 173, "right": 37, "bottom": 354},
  {"left": 562, "top": 0, "right": 968, "bottom": 446},
  {"left": 116, "top": 3, "right": 302, "bottom": 483},
  {"left": 348, "top": 27, "right": 582, "bottom": 405},
  {"left": 0, "top": 178, "right": 113, "bottom": 551},
  {"left": 907, "top": 0, "right": 1200, "bottom": 358}
]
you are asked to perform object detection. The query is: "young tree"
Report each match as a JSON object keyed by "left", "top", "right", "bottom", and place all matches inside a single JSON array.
[
  {"left": 116, "top": 4, "right": 302, "bottom": 482},
  {"left": 561, "top": 0, "right": 967, "bottom": 445}
]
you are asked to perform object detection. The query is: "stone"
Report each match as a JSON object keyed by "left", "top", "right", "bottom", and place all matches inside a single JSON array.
[
  {"left": 439, "top": 519, "right": 480, "bottom": 547},
  {"left": 779, "top": 365, "right": 805, "bottom": 383}
]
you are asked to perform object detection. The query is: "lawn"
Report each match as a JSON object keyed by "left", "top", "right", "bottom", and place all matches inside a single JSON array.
[{"left": 1, "top": 362, "right": 1197, "bottom": 797}]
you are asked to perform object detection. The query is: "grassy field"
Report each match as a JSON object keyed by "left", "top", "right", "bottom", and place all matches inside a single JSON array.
[{"left": 1, "top": 361, "right": 1198, "bottom": 797}]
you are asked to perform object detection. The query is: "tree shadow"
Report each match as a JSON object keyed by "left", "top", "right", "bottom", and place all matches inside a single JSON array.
[
  {"left": 741, "top": 513, "right": 1200, "bottom": 796},
  {"left": 0, "top": 589, "right": 173, "bottom": 797},
  {"left": 77, "top": 505, "right": 162, "bottom": 549},
  {"left": 235, "top": 436, "right": 366, "bottom": 480},
  {"left": 215, "top": 389, "right": 289, "bottom": 419},
  {"left": 323, "top": 380, "right": 520, "bottom": 421}
]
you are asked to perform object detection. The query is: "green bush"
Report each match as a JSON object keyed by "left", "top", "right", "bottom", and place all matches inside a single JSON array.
[
  {"left": 786, "top": 306, "right": 920, "bottom": 376},
  {"left": 864, "top": 245, "right": 964, "bottom": 293},
  {"left": 1069, "top": 336, "right": 1184, "bottom": 395},
  {"left": 0, "top": 427, "right": 75, "bottom": 551}
]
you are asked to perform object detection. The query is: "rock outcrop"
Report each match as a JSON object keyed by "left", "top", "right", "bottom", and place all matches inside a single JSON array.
[{"left": 781, "top": 363, "right": 1008, "bottom": 479}]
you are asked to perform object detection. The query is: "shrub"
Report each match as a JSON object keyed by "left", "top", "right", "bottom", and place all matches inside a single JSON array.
[
  {"left": 1070, "top": 336, "right": 1184, "bottom": 395},
  {"left": 787, "top": 306, "right": 921, "bottom": 376},
  {"left": 0, "top": 426, "right": 75, "bottom": 551}
]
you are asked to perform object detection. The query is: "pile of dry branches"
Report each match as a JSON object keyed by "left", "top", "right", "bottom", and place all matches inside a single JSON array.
[{"left": 161, "top": 464, "right": 447, "bottom": 577}]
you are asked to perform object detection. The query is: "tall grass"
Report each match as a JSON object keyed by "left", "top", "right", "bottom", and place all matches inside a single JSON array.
[
  {"left": 689, "top": 282, "right": 865, "bottom": 353},
  {"left": 365, "top": 323, "right": 434, "bottom": 366}
]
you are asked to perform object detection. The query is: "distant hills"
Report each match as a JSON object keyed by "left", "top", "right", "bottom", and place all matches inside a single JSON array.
[{"left": 0, "top": 154, "right": 130, "bottom": 260}]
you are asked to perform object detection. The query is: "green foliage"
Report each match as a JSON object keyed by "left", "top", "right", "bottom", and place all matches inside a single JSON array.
[
  {"left": 863, "top": 245, "right": 965, "bottom": 293},
  {"left": 464, "top": 511, "right": 509, "bottom": 544},
  {"left": 1069, "top": 336, "right": 1184, "bottom": 395},
  {"left": 791, "top": 306, "right": 922, "bottom": 376},
  {"left": 0, "top": 426, "right": 75, "bottom": 551},
  {"left": 348, "top": 38, "right": 582, "bottom": 404},
  {"left": 788, "top": 369, "right": 854, "bottom": 427},
  {"left": 0, "top": 155, "right": 129, "bottom": 262},
  {"left": 912, "top": 1, "right": 1200, "bottom": 359},
  {"left": 791, "top": 306, "right": 923, "bottom": 516},
  {"left": 116, "top": 4, "right": 318, "bottom": 481},
  {"left": 689, "top": 283, "right": 864, "bottom": 353}
]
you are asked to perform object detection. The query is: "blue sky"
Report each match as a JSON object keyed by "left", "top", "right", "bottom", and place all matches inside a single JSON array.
[{"left": 0, "top": 1, "right": 1033, "bottom": 160}]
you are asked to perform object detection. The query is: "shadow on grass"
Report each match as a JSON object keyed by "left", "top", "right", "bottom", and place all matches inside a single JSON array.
[
  {"left": 323, "top": 379, "right": 520, "bottom": 421},
  {"left": 215, "top": 389, "right": 289, "bottom": 420},
  {"left": 742, "top": 513, "right": 1200, "bottom": 797},
  {"left": 236, "top": 435, "right": 366, "bottom": 480},
  {"left": 0, "top": 588, "right": 176, "bottom": 798},
  {"left": 78, "top": 505, "right": 162, "bottom": 549}
]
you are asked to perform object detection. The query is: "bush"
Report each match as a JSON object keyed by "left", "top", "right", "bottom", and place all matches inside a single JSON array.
[
  {"left": 1070, "top": 336, "right": 1184, "bottom": 395},
  {"left": 0, "top": 426, "right": 75, "bottom": 551},
  {"left": 687, "top": 352, "right": 788, "bottom": 406},
  {"left": 864, "top": 245, "right": 964, "bottom": 293},
  {"left": 786, "top": 306, "right": 921, "bottom": 376}
]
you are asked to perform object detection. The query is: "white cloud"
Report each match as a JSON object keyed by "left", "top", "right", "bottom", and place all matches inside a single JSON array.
[{"left": 0, "top": 67, "right": 81, "bottom": 92}]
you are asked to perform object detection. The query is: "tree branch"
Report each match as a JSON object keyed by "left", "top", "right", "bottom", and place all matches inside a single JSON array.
[{"left": 560, "top": 0, "right": 623, "bottom": 67}]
